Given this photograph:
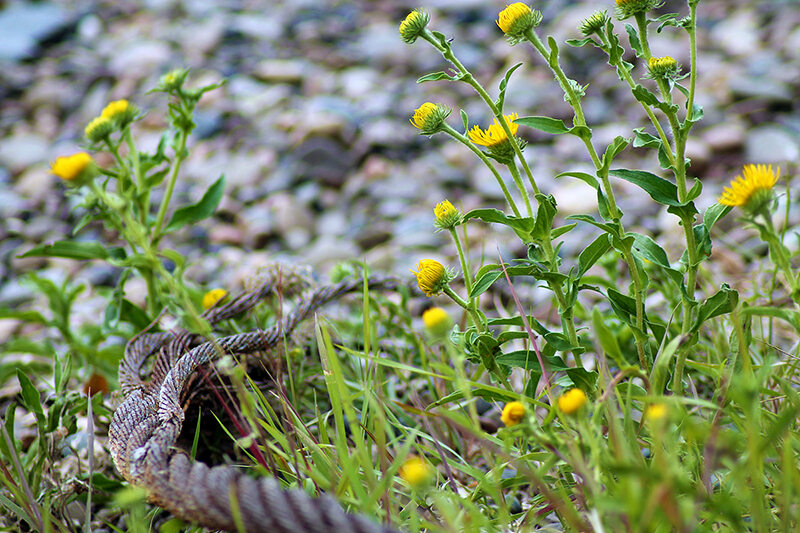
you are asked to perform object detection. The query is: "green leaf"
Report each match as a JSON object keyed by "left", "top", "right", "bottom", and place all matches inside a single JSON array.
[
  {"left": 607, "top": 288, "right": 638, "bottom": 327},
  {"left": 531, "top": 194, "right": 557, "bottom": 241},
  {"left": 56, "top": 352, "right": 72, "bottom": 396},
  {"left": 19, "top": 241, "right": 124, "bottom": 261},
  {"left": 577, "top": 234, "right": 611, "bottom": 278},
  {"left": 632, "top": 128, "right": 661, "bottom": 149},
  {"left": 566, "top": 368, "right": 599, "bottom": 396},
  {"left": 630, "top": 232, "right": 682, "bottom": 285},
  {"left": 692, "top": 284, "right": 738, "bottom": 332},
  {"left": 460, "top": 109, "right": 469, "bottom": 132},
  {"left": 624, "top": 23, "right": 643, "bottom": 56},
  {"left": 592, "top": 307, "right": 623, "bottom": 363},
  {"left": 601, "top": 136, "right": 631, "bottom": 170},
  {"left": 515, "top": 116, "right": 569, "bottom": 135},
  {"left": 470, "top": 270, "right": 502, "bottom": 299},
  {"left": 609, "top": 168, "right": 681, "bottom": 206},
  {"left": 0, "top": 308, "right": 48, "bottom": 325},
  {"left": 417, "top": 71, "right": 455, "bottom": 83},
  {"left": 551, "top": 223, "right": 577, "bottom": 240},
  {"left": 566, "top": 37, "right": 598, "bottom": 48},
  {"left": 462, "top": 208, "right": 534, "bottom": 240},
  {"left": 555, "top": 171, "right": 599, "bottom": 190},
  {"left": 16, "top": 370, "right": 43, "bottom": 416},
  {"left": 631, "top": 85, "right": 660, "bottom": 107},
  {"left": 496, "top": 350, "right": 569, "bottom": 371},
  {"left": 166, "top": 175, "right": 225, "bottom": 232},
  {"left": 118, "top": 299, "right": 152, "bottom": 330},
  {"left": 567, "top": 214, "right": 623, "bottom": 239},
  {"left": 703, "top": 203, "right": 732, "bottom": 232},
  {"left": 496, "top": 63, "right": 523, "bottom": 113},
  {"left": 686, "top": 178, "right": 702, "bottom": 202}
]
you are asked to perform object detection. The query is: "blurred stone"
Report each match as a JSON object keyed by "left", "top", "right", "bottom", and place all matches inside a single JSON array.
[
  {"left": 253, "top": 59, "right": 308, "bottom": 84},
  {"left": 0, "top": 134, "right": 49, "bottom": 174},
  {"left": 0, "top": 2, "right": 69, "bottom": 61},
  {"left": 710, "top": 11, "right": 759, "bottom": 57},
  {"left": 745, "top": 126, "right": 800, "bottom": 163},
  {"left": 109, "top": 41, "right": 172, "bottom": 78}
]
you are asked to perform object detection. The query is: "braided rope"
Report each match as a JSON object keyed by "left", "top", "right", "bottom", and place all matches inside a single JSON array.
[{"left": 109, "top": 275, "right": 401, "bottom": 532}]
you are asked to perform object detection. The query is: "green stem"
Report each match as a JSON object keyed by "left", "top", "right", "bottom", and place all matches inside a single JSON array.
[
  {"left": 442, "top": 124, "right": 522, "bottom": 217},
  {"left": 443, "top": 286, "right": 485, "bottom": 329},
  {"left": 686, "top": 2, "right": 698, "bottom": 125},
  {"left": 449, "top": 227, "right": 473, "bottom": 297},
  {"left": 761, "top": 211, "right": 799, "bottom": 298},
  {"left": 123, "top": 128, "right": 147, "bottom": 225},
  {"left": 423, "top": 31, "right": 540, "bottom": 197},
  {"left": 506, "top": 161, "right": 533, "bottom": 217},
  {"left": 153, "top": 127, "right": 188, "bottom": 242},
  {"left": 635, "top": 12, "right": 652, "bottom": 59}
]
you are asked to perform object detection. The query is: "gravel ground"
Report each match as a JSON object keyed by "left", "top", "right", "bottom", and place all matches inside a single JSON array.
[{"left": 1, "top": 0, "right": 799, "bottom": 339}]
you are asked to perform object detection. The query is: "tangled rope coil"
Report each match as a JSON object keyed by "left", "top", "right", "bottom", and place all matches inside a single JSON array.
[{"left": 109, "top": 274, "right": 401, "bottom": 533}]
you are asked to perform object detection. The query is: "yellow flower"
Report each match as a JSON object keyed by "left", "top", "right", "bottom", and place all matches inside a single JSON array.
[
  {"left": 399, "top": 456, "right": 434, "bottom": 488},
  {"left": 557, "top": 388, "right": 587, "bottom": 415},
  {"left": 50, "top": 152, "right": 94, "bottom": 184},
  {"left": 160, "top": 68, "right": 188, "bottom": 92},
  {"left": 468, "top": 113, "right": 519, "bottom": 150},
  {"left": 645, "top": 403, "right": 668, "bottom": 422},
  {"left": 410, "top": 259, "right": 451, "bottom": 297},
  {"left": 501, "top": 401, "right": 526, "bottom": 427},
  {"left": 85, "top": 116, "right": 113, "bottom": 143},
  {"left": 410, "top": 102, "right": 450, "bottom": 135},
  {"left": 399, "top": 9, "right": 430, "bottom": 44},
  {"left": 647, "top": 56, "right": 679, "bottom": 79},
  {"left": 100, "top": 99, "right": 138, "bottom": 127},
  {"left": 497, "top": 3, "right": 542, "bottom": 44},
  {"left": 718, "top": 164, "right": 779, "bottom": 213},
  {"left": 422, "top": 307, "right": 452, "bottom": 337},
  {"left": 202, "top": 288, "right": 228, "bottom": 309},
  {"left": 433, "top": 199, "right": 461, "bottom": 230},
  {"left": 579, "top": 10, "right": 609, "bottom": 35},
  {"left": 615, "top": 0, "right": 662, "bottom": 20}
]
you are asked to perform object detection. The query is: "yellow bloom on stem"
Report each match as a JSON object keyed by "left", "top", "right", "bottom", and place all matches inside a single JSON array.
[
  {"left": 468, "top": 113, "right": 519, "bottom": 149},
  {"left": 399, "top": 9, "right": 430, "bottom": 44},
  {"left": 202, "top": 288, "right": 228, "bottom": 309},
  {"left": 85, "top": 116, "right": 114, "bottom": 143},
  {"left": 558, "top": 388, "right": 587, "bottom": 415},
  {"left": 579, "top": 10, "right": 609, "bottom": 35},
  {"left": 410, "top": 102, "right": 450, "bottom": 135},
  {"left": 501, "top": 401, "right": 526, "bottom": 427},
  {"left": 433, "top": 199, "right": 461, "bottom": 230},
  {"left": 399, "top": 456, "right": 434, "bottom": 488},
  {"left": 647, "top": 56, "right": 679, "bottom": 79},
  {"left": 645, "top": 403, "right": 668, "bottom": 422},
  {"left": 50, "top": 152, "right": 94, "bottom": 184},
  {"left": 422, "top": 307, "right": 452, "bottom": 337},
  {"left": 101, "top": 99, "right": 130, "bottom": 119},
  {"left": 410, "top": 259, "right": 451, "bottom": 297},
  {"left": 497, "top": 3, "right": 541, "bottom": 44},
  {"left": 718, "top": 164, "right": 779, "bottom": 213}
]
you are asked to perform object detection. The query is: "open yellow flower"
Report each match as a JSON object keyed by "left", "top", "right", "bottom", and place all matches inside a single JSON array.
[
  {"left": 468, "top": 113, "right": 519, "bottom": 149},
  {"left": 501, "top": 401, "right": 526, "bottom": 427},
  {"left": 718, "top": 164, "right": 779, "bottom": 213},
  {"left": 51, "top": 152, "right": 94, "bottom": 184}
]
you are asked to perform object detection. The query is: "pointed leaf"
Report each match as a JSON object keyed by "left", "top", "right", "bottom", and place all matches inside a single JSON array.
[{"left": 166, "top": 175, "right": 225, "bottom": 232}]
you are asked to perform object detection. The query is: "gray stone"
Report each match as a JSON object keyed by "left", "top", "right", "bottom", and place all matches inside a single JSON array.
[
  {"left": 109, "top": 41, "right": 172, "bottom": 78},
  {"left": 745, "top": 126, "right": 800, "bottom": 163},
  {"left": 703, "top": 122, "right": 745, "bottom": 152},
  {"left": 0, "top": 135, "right": 49, "bottom": 174},
  {"left": 0, "top": 2, "right": 69, "bottom": 61}
]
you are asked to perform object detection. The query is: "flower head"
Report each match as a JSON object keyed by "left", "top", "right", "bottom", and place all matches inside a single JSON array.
[
  {"left": 410, "top": 102, "right": 451, "bottom": 135},
  {"left": 718, "top": 164, "right": 780, "bottom": 214},
  {"left": 501, "top": 401, "right": 526, "bottom": 427},
  {"left": 399, "top": 456, "right": 434, "bottom": 488},
  {"left": 399, "top": 9, "right": 430, "bottom": 44},
  {"left": 579, "top": 10, "right": 609, "bottom": 35},
  {"left": 50, "top": 152, "right": 95, "bottom": 185},
  {"left": 159, "top": 68, "right": 189, "bottom": 92},
  {"left": 433, "top": 199, "right": 461, "bottom": 230},
  {"left": 468, "top": 113, "right": 521, "bottom": 160},
  {"left": 615, "top": 0, "right": 663, "bottom": 20},
  {"left": 100, "top": 99, "right": 138, "bottom": 127},
  {"left": 411, "top": 259, "right": 453, "bottom": 297},
  {"left": 422, "top": 307, "right": 452, "bottom": 337},
  {"left": 645, "top": 403, "right": 668, "bottom": 422},
  {"left": 85, "top": 116, "right": 114, "bottom": 143},
  {"left": 497, "top": 3, "right": 542, "bottom": 45},
  {"left": 647, "top": 56, "right": 680, "bottom": 80},
  {"left": 558, "top": 388, "right": 587, "bottom": 415},
  {"left": 202, "top": 288, "right": 228, "bottom": 309}
]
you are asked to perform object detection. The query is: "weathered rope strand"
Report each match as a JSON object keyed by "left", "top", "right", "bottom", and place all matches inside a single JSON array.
[{"left": 109, "top": 275, "right": 401, "bottom": 532}]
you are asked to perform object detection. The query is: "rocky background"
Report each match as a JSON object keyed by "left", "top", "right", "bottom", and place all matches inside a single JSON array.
[{"left": 1, "top": 0, "right": 799, "bottom": 338}]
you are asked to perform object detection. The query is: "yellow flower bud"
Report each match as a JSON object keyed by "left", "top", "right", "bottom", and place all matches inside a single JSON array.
[
  {"left": 497, "top": 3, "right": 542, "bottom": 45},
  {"left": 410, "top": 102, "right": 451, "bottom": 135},
  {"left": 501, "top": 401, "right": 526, "bottom": 427},
  {"left": 557, "top": 388, "right": 587, "bottom": 415},
  {"left": 647, "top": 56, "right": 679, "bottom": 80},
  {"left": 579, "top": 10, "right": 609, "bottom": 35},
  {"left": 100, "top": 99, "right": 138, "bottom": 127},
  {"left": 468, "top": 113, "right": 521, "bottom": 161},
  {"left": 202, "top": 288, "right": 228, "bottom": 309},
  {"left": 50, "top": 152, "right": 95, "bottom": 185},
  {"left": 422, "top": 307, "right": 452, "bottom": 337},
  {"left": 399, "top": 456, "right": 434, "bottom": 488},
  {"left": 399, "top": 9, "right": 430, "bottom": 44},
  {"left": 410, "top": 259, "right": 452, "bottom": 297},
  {"left": 85, "top": 116, "right": 114, "bottom": 143},
  {"left": 615, "top": 0, "right": 662, "bottom": 20},
  {"left": 433, "top": 199, "right": 461, "bottom": 230}
]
